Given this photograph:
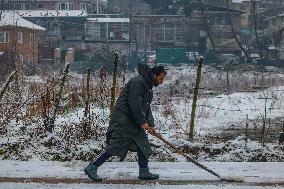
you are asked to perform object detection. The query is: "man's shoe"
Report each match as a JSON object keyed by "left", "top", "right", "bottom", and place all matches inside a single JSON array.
[
  {"left": 138, "top": 167, "right": 159, "bottom": 180},
  {"left": 84, "top": 162, "right": 102, "bottom": 182}
]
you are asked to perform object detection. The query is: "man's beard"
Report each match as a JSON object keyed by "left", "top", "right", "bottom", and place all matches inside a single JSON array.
[{"left": 153, "top": 81, "right": 159, "bottom": 87}]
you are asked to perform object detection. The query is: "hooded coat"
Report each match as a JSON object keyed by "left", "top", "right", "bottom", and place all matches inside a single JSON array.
[{"left": 105, "top": 64, "right": 155, "bottom": 159}]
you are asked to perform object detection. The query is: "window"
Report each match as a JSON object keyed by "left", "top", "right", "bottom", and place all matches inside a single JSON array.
[
  {"left": 18, "top": 32, "right": 23, "bottom": 44},
  {"left": 153, "top": 23, "right": 175, "bottom": 42},
  {"left": 29, "top": 33, "right": 35, "bottom": 46},
  {"left": 27, "top": 56, "right": 35, "bottom": 64},
  {"left": 14, "top": 3, "right": 31, "bottom": 10},
  {"left": 85, "top": 22, "right": 107, "bottom": 41},
  {"left": 57, "top": 2, "right": 73, "bottom": 10},
  {"left": 19, "top": 55, "right": 24, "bottom": 64},
  {"left": 108, "top": 23, "right": 129, "bottom": 41},
  {"left": 20, "top": 55, "right": 23, "bottom": 63},
  {"left": 37, "top": 3, "right": 44, "bottom": 9},
  {"left": 80, "top": 3, "right": 91, "bottom": 11},
  {"left": 80, "top": 3, "right": 87, "bottom": 10},
  {"left": 0, "top": 32, "right": 9, "bottom": 43}
]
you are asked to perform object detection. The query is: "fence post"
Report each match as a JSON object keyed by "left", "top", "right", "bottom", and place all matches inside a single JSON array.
[
  {"left": 188, "top": 57, "right": 203, "bottom": 140},
  {"left": 83, "top": 68, "right": 91, "bottom": 138},
  {"left": 46, "top": 63, "right": 70, "bottom": 132},
  {"left": 110, "top": 52, "right": 119, "bottom": 116}
]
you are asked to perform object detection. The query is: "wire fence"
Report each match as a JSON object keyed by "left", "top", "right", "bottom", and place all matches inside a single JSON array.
[{"left": 1, "top": 62, "right": 284, "bottom": 144}]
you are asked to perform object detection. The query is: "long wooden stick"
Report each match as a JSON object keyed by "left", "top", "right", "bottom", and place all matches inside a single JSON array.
[{"left": 152, "top": 132, "right": 222, "bottom": 179}]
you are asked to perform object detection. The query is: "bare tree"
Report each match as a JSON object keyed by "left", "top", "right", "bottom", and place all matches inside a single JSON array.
[
  {"left": 44, "top": 64, "right": 70, "bottom": 132},
  {"left": 198, "top": 0, "right": 216, "bottom": 55},
  {"left": 226, "top": 0, "right": 251, "bottom": 63},
  {"left": 272, "top": 27, "right": 284, "bottom": 65}
]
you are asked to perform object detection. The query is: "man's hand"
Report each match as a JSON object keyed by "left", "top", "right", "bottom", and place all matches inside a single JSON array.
[{"left": 141, "top": 123, "right": 156, "bottom": 135}]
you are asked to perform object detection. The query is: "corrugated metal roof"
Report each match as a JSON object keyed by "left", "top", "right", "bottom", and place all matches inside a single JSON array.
[{"left": 0, "top": 11, "right": 46, "bottom": 31}]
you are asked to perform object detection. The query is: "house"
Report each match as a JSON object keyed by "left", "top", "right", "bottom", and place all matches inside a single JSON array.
[
  {"left": 260, "top": 0, "right": 284, "bottom": 18},
  {"left": 107, "top": 0, "right": 150, "bottom": 15},
  {"left": 230, "top": 0, "right": 260, "bottom": 29},
  {"left": 85, "top": 17, "right": 129, "bottom": 42},
  {"left": 17, "top": 10, "right": 88, "bottom": 62},
  {"left": 130, "top": 2, "right": 244, "bottom": 55},
  {"left": 130, "top": 15, "right": 195, "bottom": 53},
  {"left": 191, "top": 1, "right": 245, "bottom": 54},
  {"left": 5, "top": 0, "right": 107, "bottom": 13},
  {"left": 19, "top": 10, "right": 88, "bottom": 41},
  {"left": 0, "top": 11, "right": 46, "bottom": 65},
  {"left": 84, "top": 16, "right": 130, "bottom": 52},
  {"left": 264, "top": 14, "right": 284, "bottom": 61}
]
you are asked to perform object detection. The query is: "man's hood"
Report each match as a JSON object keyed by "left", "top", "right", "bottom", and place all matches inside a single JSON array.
[{"left": 138, "top": 63, "right": 154, "bottom": 88}]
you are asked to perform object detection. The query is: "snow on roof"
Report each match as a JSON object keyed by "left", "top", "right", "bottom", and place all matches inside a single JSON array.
[
  {"left": 87, "top": 17, "right": 129, "bottom": 23},
  {"left": 17, "top": 10, "right": 88, "bottom": 18},
  {"left": 0, "top": 11, "right": 46, "bottom": 31},
  {"left": 231, "top": 0, "right": 243, "bottom": 3}
]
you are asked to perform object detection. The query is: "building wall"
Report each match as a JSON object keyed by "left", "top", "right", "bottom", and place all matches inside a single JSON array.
[
  {"left": 230, "top": 0, "right": 260, "bottom": 28},
  {"left": 6, "top": 0, "right": 106, "bottom": 11},
  {"left": 0, "top": 27, "right": 40, "bottom": 64},
  {"left": 85, "top": 21, "right": 129, "bottom": 42},
  {"left": 107, "top": 0, "right": 150, "bottom": 15},
  {"left": 261, "top": 0, "right": 284, "bottom": 7}
]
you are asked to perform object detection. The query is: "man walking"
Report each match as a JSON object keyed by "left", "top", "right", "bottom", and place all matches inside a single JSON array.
[{"left": 84, "top": 64, "right": 167, "bottom": 182}]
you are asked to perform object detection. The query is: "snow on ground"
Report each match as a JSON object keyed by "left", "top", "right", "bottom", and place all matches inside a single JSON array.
[
  {"left": 153, "top": 85, "right": 284, "bottom": 134},
  {"left": 0, "top": 183, "right": 283, "bottom": 189},
  {"left": 0, "top": 160, "right": 284, "bottom": 188}
]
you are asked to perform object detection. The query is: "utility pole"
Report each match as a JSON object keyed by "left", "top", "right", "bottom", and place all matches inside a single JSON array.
[{"left": 97, "top": 0, "right": 99, "bottom": 14}]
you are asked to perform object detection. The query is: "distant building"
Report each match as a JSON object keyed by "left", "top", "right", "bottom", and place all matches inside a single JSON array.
[
  {"left": 264, "top": 14, "right": 284, "bottom": 60},
  {"left": 191, "top": 1, "right": 245, "bottom": 53},
  {"left": 18, "top": 10, "right": 88, "bottom": 62},
  {"left": 19, "top": 10, "right": 88, "bottom": 41},
  {"left": 131, "top": 15, "right": 195, "bottom": 53},
  {"left": 260, "top": 0, "right": 284, "bottom": 18},
  {"left": 85, "top": 17, "right": 129, "bottom": 42},
  {"left": 230, "top": 0, "right": 260, "bottom": 29},
  {"left": 0, "top": 11, "right": 45, "bottom": 65},
  {"left": 5, "top": 0, "right": 107, "bottom": 13},
  {"left": 107, "top": 0, "right": 150, "bottom": 15},
  {"left": 130, "top": 3, "right": 244, "bottom": 54}
]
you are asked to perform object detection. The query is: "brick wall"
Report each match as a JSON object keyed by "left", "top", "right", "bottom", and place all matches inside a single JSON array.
[
  {"left": 0, "top": 27, "right": 40, "bottom": 64},
  {"left": 8, "top": 0, "right": 95, "bottom": 10}
]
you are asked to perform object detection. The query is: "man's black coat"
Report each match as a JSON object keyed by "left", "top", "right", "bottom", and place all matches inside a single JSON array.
[{"left": 105, "top": 65, "right": 155, "bottom": 159}]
